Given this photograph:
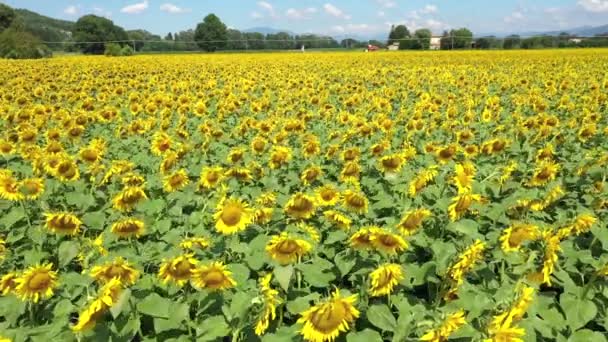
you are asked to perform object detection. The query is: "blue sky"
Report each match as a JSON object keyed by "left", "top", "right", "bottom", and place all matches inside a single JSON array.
[{"left": 3, "top": 0, "right": 608, "bottom": 37}]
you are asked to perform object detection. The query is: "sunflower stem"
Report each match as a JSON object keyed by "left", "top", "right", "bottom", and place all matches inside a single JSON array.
[{"left": 20, "top": 200, "right": 33, "bottom": 231}]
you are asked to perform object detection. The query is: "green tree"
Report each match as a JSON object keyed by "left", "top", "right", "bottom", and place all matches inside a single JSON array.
[
  {"left": 0, "top": 27, "right": 50, "bottom": 59},
  {"left": 503, "top": 35, "right": 521, "bottom": 49},
  {"left": 72, "top": 15, "right": 128, "bottom": 54},
  {"left": 412, "top": 28, "right": 432, "bottom": 49},
  {"left": 452, "top": 28, "right": 473, "bottom": 49},
  {"left": 164, "top": 32, "right": 173, "bottom": 41},
  {"left": 194, "top": 14, "right": 228, "bottom": 52},
  {"left": 0, "top": 3, "right": 16, "bottom": 32},
  {"left": 388, "top": 25, "right": 410, "bottom": 48},
  {"left": 226, "top": 29, "right": 245, "bottom": 50}
]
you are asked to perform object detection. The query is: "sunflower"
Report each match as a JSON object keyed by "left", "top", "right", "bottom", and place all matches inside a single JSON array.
[
  {"left": 158, "top": 254, "right": 198, "bottom": 287},
  {"left": 121, "top": 173, "right": 146, "bottom": 187},
  {"left": 378, "top": 153, "right": 405, "bottom": 174},
  {"left": 72, "top": 278, "right": 123, "bottom": 332},
  {"left": 79, "top": 146, "right": 102, "bottom": 164},
  {"left": 112, "top": 186, "right": 148, "bottom": 212},
  {"left": 90, "top": 257, "right": 140, "bottom": 285},
  {"left": 436, "top": 144, "right": 458, "bottom": 164},
  {"left": 44, "top": 212, "right": 82, "bottom": 236},
  {"left": 535, "top": 144, "right": 555, "bottom": 162},
  {"left": 180, "top": 237, "right": 211, "bottom": 250},
  {"left": 370, "top": 230, "right": 408, "bottom": 255},
  {"left": 277, "top": 189, "right": 314, "bottom": 219},
  {"left": 0, "top": 272, "right": 18, "bottom": 295},
  {"left": 191, "top": 262, "right": 236, "bottom": 291},
  {"left": 159, "top": 150, "right": 178, "bottom": 175},
  {"left": 303, "top": 138, "right": 321, "bottom": 157},
  {"left": 198, "top": 166, "right": 224, "bottom": 190},
  {"left": 323, "top": 210, "right": 352, "bottom": 230},
  {"left": 251, "top": 136, "right": 267, "bottom": 154},
  {"left": 162, "top": 168, "right": 190, "bottom": 192},
  {"left": 225, "top": 167, "right": 254, "bottom": 182},
  {"left": 499, "top": 224, "right": 540, "bottom": 252},
  {"left": 15, "top": 263, "right": 58, "bottom": 303},
  {"left": 0, "top": 139, "right": 15, "bottom": 156},
  {"left": 368, "top": 263, "right": 403, "bottom": 297},
  {"left": 463, "top": 144, "right": 479, "bottom": 158},
  {"left": 54, "top": 157, "right": 80, "bottom": 182},
  {"left": 420, "top": 310, "right": 467, "bottom": 342},
  {"left": 255, "top": 274, "right": 282, "bottom": 336},
  {"left": 266, "top": 233, "right": 312, "bottom": 265},
  {"left": 301, "top": 166, "right": 323, "bottom": 185},
  {"left": 18, "top": 178, "right": 45, "bottom": 200},
  {"left": 528, "top": 161, "right": 559, "bottom": 187},
  {"left": 269, "top": 146, "right": 292, "bottom": 169},
  {"left": 256, "top": 192, "right": 277, "bottom": 206},
  {"left": 0, "top": 174, "right": 24, "bottom": 201},
  {"left": 408, "top": 166, "right": 438, "bottom": 197},
  {"left": 397, "top": 208, "right": 432, "bottom": 235},
  {"left": 339, "top": 161, "right": 361, "bottom": 182},
  {"left": 111, "top": 218, "right": 145, "bottom": 239},
  {"left": 448, "top": 192, "right": 483, "bottom": 222},
  {"left": 342, "top": 189, "right": 368, "bottom": 214},
  {"left": 214, "top": 198, "right": 254, "bottom": 235},
  {"left": 227, "top": 147, "right": 245, "bottom": 164},
  {"left": 0, "top": 236, "right": 5, "bottom": 261},
  {"left": 254, "top": 207, "right": 274, "bottom": 224},
  {"left": 452, "top": 162, "right": 476, "bottom": 193},
  {"left": 151, "top": 131, "right": 173, "bottom": 156},
  {"left": 315, "top": 184, "right": 340, "bottom": 206},
  {"left": 297, "top": 289, "right": 359, "bottom": 342},
  {"left": 349, "top": 227, "right": 381, "bottom": 250}
]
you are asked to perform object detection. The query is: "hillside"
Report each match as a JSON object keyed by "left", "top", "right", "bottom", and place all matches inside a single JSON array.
[{"left": 15, "top": 8, "right": 74, "bottom": 42}]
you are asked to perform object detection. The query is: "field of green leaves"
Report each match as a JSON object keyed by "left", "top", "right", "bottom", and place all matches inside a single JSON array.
[{"left": 0, "top": 50, "right": 608, "bottom": 341}]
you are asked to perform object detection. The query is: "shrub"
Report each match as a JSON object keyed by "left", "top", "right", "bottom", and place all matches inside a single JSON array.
[
  {"left": 121, "top": 45, "right": 134, "bottom": 56},
  {"left": 104, "top": 43, "right": 122, "bottom": 56},
  {"left": 0, "top": 28, "right": 51, "bottom": 59}
]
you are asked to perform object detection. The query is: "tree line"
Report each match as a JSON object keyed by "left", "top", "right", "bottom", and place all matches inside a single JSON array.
[{"left": 2, "top": 5, "right": 608, "bottom": 58}]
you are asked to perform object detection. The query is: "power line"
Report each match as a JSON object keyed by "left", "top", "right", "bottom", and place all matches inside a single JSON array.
[{"left": 39, "top": 34, "right": 608, "bottom": 45}]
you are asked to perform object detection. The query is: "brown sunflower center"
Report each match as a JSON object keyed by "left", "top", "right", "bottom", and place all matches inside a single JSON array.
[
  {"left": 28, "top": 272, "right": 51, "bottom": 291},
  {"left": 382, "top": 157, "right": 401, "bottom": 169},
  {"left": 346, "top": 195, "right": 365, "bottom": 208},
  {"left": 310, "top": 302, "right": 348, "bottom": 333},
  {"left": 321, "top": 190, "right": 335, "bottom": 201},
  {"left": 291, "top": 197, "right": 314, "bottom": 212},
  {"left": 439, "top": 147, "right": 455, "bottom": 159},
  {"left": 508, "top": 228, "right": 532, "bottom": 247},
  {"left": 174, "top": 260, "right": 193, "bottom": 278},
  {"left": 455, "top": 196, "right": 473, "bottom": 211},
  {"left": 276, "top": 240, "right": 299, "bottom": 254},
  {"left": 221, "top": 205, "right": 243, "bottom": 226},
  {"left": 202, "top": 270, "right": 225, "bottom": 286}
]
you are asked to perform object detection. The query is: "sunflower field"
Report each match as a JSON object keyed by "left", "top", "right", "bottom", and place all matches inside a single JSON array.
[{"left": 0, "top": 49, "right": 607, "bottom": 342}]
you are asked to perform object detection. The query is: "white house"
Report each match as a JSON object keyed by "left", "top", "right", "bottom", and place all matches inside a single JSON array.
[
  {"left": 387, "top": 42, "right": 400, "bottom": 51},
  {"left": 430, "top": 36, "right": 442, "bottom": 50}
]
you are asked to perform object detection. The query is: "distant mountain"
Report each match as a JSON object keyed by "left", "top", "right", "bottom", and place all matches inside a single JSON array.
[
  {"left": 15, "top": 8, "right": 75, "bottom": 42},
  {"left": 480, "top": 24, "right": 608, "bottom": 38},
  {"left": 243, "top": 27, "right": 294, "bottom": 35}
]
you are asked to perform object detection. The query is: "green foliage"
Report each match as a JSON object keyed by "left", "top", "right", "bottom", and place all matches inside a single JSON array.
[
  {"left": 104, "top": 42, "right": 122, "bottom": 56},
  {"left": 389, "top": 25, "right": 410, "bottom": 46},
  {"left": 73, "top": 14, "right": 128, "bottom": 54},
  {"left": 194, "top": 13, "right": 228, "bottom": 52},
  {"left": 0, "top": 27, "right": 51, "bottom": 59},
  {"left": 14, "top": 8, "right": 74, "bottom": 44},
  {"left": 0, "top": 3, "right": 16, "bottom": 32}
]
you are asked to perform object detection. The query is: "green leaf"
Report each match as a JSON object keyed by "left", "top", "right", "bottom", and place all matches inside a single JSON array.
[
  {"left": 137, "top": 293, "right": 171, "bottom": 318},
  {"left": 110, "top": 288, "right": 131, "bottom": 319},
  {"left": 286, "top": 293, "right": 320, "bottom": 315},
  {"left": 57, "top": 241, "right": 80, "bottom": 267},
  {"left": 65, "top": 192, "right": 95, "bottom": 210},
  {"left": 334, "top": 252, "right": 356, "bottom": 277},
  {"left": 229, "top": 291, "right": 254, "bottom": 322},
  {"left": 568, "top": 329, "right": 606, "bottom": 342},
  {"left": 298, "top": 264, "right": 336, "bottom": 288},
  {"left": 367, "top": 304, "right": 397, "bottom": 332},
  {"left": 274, "top": 265, "right": 293, "bottom": 292},
  {"left": 0, "top": 206, "right": 25, "bottom": 228},
  {"left": 560, "top": 293, "right": 597, "bottom": 331},
  {"left": 195, "top": 315, "right": 230, "bottom": 341},
  {"left": 81, "top": 211, "right": 106, "bottom": 230},
  {"left": 346, "top": 329, "right": 384, "bottom": 342},
  {"left": 446, "top": 219, "right": 482, "bottom": 239},
  {"left": 153, "top": 302, "right": 189, "bottom": 333}
]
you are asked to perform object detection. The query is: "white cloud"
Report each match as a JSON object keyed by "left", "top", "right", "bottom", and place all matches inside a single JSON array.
[
  {"left": 424, "top": 19, "right": 448, "bottom": 31},
  {"left": 420, "top": 4, "right": 438, "bottom": 14},
  {"left": 331, "top": 23, "right": 379, "bottom": 34},
  {"left": 255, "top": 1, "right": 278, "bottom": 19},
  {"left": 332, "top": 25, "right": 345, "bottom": 33},
  {"left": 578, "top": 0, "right": 608, "bottom": 12},
  {"left": 160, "top": 3, "right": 189, "bottom": 14},
  {"left": 285, "top": 7, "right": 317, "bottom": 19},
  {"left": 120, "top": 0, "right": 149, "bottom": 14},
  {"left": 93, "top": 7, "right": 112, "bottom": 18},
  {"left": 63, "top": 5, "right": 79, "bottom": 16},
  {"left": 377, "top": 10, "right": 385, "bottom": 17},
  {"left": 251, "top": 11, "right": 263, "bottom": 19},
  {"left": 376, "top": 0, "right": 396, "bottom": 8},
  {"left": 323, "top": 3, "right": 351, "bottom": 19},
  {"left": 504, "top": 11, "right": 525, "bottom": 23}
]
